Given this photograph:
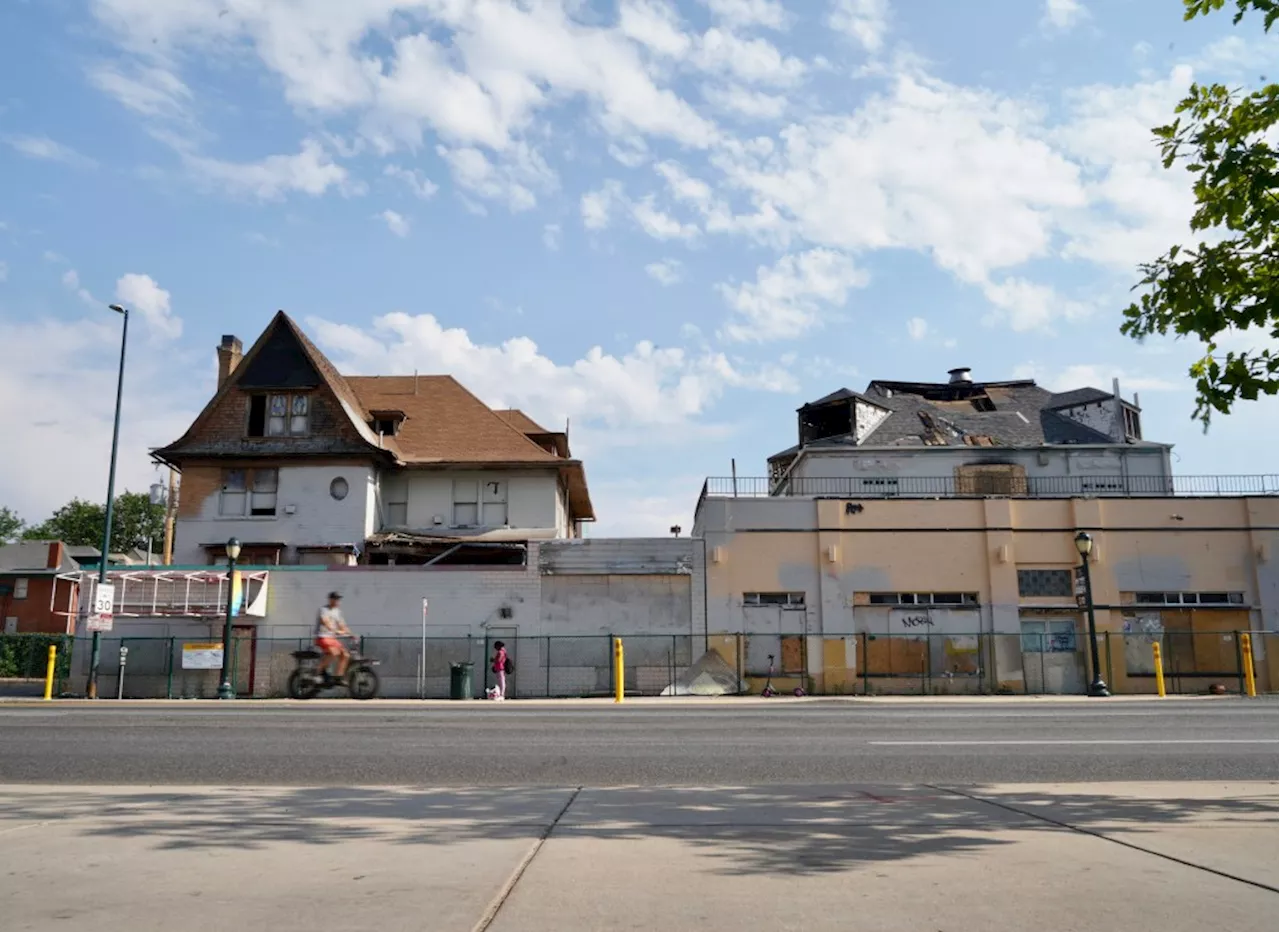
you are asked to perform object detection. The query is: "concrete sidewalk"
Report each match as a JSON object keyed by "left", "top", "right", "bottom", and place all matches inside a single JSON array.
[{"left": 1, "top": 782, "right": 1275, "bottom": 932}]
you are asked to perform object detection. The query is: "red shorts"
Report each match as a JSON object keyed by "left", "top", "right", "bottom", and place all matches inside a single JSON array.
[{"left": 316, "top": 637, "right": 344, "bottom": 655}]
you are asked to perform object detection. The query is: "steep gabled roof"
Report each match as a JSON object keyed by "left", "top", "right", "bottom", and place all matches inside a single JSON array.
[
  {"left": 154, "top": 310, "right": 383, "bottom": 461},
  {"left": 346, "top": 377, "right": 563, "bottom": 464},
  {"left": 1047, "top": 387, "right": 1115, "bottom": 409},
  {"left": 494, "top": 408, "right": 550, "bottom": 434}
]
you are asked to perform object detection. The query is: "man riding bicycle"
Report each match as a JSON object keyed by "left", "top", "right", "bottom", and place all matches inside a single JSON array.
[{"left": 315, "top": 591, "right": 354, "bottom": 681}]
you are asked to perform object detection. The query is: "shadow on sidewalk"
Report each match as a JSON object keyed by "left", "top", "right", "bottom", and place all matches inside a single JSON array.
[{"left": 1, "top": 784, "right": 1275, "bottom": 878}]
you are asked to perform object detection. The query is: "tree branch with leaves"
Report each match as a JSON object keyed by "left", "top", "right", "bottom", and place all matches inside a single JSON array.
[{"left": 1122, "top": 0, "right": 1278, "bottom": 427}]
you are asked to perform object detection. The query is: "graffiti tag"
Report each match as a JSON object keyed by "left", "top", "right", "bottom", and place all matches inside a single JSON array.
[{"left": 898, "top": 614, "right": 934, "bottom": 628}]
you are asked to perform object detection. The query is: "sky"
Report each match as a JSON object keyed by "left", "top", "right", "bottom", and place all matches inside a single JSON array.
[{"left": 0, "top": 0, "right": 1277, "bottom": 537}]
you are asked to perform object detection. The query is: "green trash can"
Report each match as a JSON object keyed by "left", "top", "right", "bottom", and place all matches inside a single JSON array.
[{"left": 449, "top": 662, "right": 474, "bottom": 700}]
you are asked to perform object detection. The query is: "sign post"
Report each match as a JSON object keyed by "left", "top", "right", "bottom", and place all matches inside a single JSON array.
[{"left": 419, "top": 598, "right": 429, "bottom": 699}]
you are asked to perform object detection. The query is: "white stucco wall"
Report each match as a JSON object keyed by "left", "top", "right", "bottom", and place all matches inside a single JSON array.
[
  {"left": 790, "top": 446, "right": 1172, "bottom": 490},
  {"left": 385, "top": 469, "right": 562, "bottom": 534},
  {"left": 173, "top": 464, "right": 376, "bottom": 564}
]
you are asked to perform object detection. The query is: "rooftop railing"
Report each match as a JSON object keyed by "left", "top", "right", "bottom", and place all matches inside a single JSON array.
[{"left": 698, "top": 474, "right": 1280, "bottom": 502}]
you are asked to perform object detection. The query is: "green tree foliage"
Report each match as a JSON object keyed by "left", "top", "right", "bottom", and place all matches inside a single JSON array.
[
  {"left": 0, "top": 506, "right": 24, "bottom": 544},
  {"left": 1122, "top": 0, "right": 1278, "bottom": 426},
  {"left": 22, "top": 493, "right": 164, "bottom": 552}
]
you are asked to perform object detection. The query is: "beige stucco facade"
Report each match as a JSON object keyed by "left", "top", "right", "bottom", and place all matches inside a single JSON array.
[{"left": 694, "top": 493, "right": 1278, "bottom": 695}]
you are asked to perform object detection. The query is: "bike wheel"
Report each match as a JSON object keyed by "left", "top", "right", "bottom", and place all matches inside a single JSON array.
[
  {"left": 348, "top": 667, "right": 379, "bottom": 701},
  {"left": 287, "top": 670, "right": 319, "bottom": 700}
]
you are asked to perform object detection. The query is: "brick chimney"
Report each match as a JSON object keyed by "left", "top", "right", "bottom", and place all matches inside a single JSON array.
[
  {"left": 216, "top": 335, "right": 243, "bottom": 389},
  {"left": 46, "top": 540, "right": 64, "bottom": 570}
]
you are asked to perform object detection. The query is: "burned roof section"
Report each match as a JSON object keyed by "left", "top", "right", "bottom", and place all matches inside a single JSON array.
[{"left": 770, "top": 369, "right": 1152, "bottom": 461}]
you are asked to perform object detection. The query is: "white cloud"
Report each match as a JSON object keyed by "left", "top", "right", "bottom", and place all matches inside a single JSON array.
[
  {"left": 981, "top": 276, "right": 1092, "bottom": 333},
  {"left": 581, "top": 181, "right": 625, "bottom": 230},
  {"left": 183, "top": 138, "right": 351, "bottom": 200},
  {"left": 645, "top": 258, "right": 684, "bottom": 285},
  {"left": 1055, "top": 67, "right": 1198, "bottom": 270},
  {"left": 61, "top": 269, "right": 97, "bottom": 306},
  {"left": 906, "top": 317, "right": 928, "bottom": 340},
  {"left": 828, "top": 0, "right": 890, "bottom": 53},
  {"left": 713, "top": 70, "right": 1087, "bottom": 283},
  {"left": 0, "top": 315, "right": 200, "bottom": 528},
  {"left": 89, "top": 62, "right": 191, "bottom": 119},
  {"left": 3, "top": 134, "right": 96, "bottom": 169},
  {"left": 437, "top": 144, "right": 554, "bottom": 212},
  {"left": 631, "top": 196, "right": 700, "bottom": 240},
  {"left": 1012, "top": 362, "right": 1176, "bottom": 394},
  {"left": 378, "top": 209, "right": 411, "bottom": 237},
  {"left": 619, "top": 0, "right": 692, "bottom": 58},
  {"left": 306, "top": 312, "right": 796, "bottom": 444},
  {"left": 588, "top": 476, "right": 705, "bottom": 536},
  {"left": 694, "top": 29, "right": 806, "bottom": 86},
  {"left": 717, "top": 249, "right": 868, "bottom": 342},
  {"left": 244, "top": 232, "right": 280, "bottom": 248},
  {"left": 701, "top": 0, "right": 789, "bottom": 31},
  {"left": 542, "top": 223, "right": 562, "bottom": 251},
  {"left": 90, "top": 0, "right": 720, "bottom": 155},
  {"left": 701, "top": 83, "right": 788, "bottom": 120},
  {"left": 1187, "top": 34, "right": 1279, "bottom": 78},
  {"left": 1041, "top": 0, "right": 1089, "bottom": 34},
  {"left": 116, "top": 272, "right": 182, "bottom": 341},
  {"left": 383, "top": 164, "right": 439, "bottom": 199}
]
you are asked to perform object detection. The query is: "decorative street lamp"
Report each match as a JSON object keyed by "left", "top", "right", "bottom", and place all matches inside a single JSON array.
[
  {"left": 87, "top": 303, "right": 129, "bottom": 699},
  {"left": 216, "top": 537, "right": 242, "bottom": 700},
  {"left": 1074, "top": 531, "right": 1110, "bottom": 697}
]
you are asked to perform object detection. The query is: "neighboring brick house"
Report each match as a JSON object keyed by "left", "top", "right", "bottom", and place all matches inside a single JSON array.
[
  {"left": 0, "top": 541, "right": 81, "bottom": 634},
  {"left": 152, "top": 311, "right": 595, "bottom": 566}
]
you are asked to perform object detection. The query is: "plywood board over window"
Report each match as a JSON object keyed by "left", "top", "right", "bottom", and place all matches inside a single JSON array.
[{"left": 955, "top": 463, "right": 1027, "bottom": 496}]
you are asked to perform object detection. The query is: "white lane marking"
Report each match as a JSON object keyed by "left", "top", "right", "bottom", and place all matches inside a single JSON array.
[{"left": 869, "top": 739, "right": 1279, "bottom": 746}]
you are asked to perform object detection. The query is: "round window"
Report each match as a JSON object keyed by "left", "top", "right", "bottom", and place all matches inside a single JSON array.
[{"left": 329, "top": 477, "right": 349, "bottom": 501}]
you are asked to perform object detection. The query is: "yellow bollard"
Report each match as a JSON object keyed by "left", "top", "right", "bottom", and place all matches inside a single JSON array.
[
  {"left": 1241, "top": 633, "right": 1257, "bottom": 698},
  {"left": 613, "top": 637, "right": 624, "bottom": 704},
  {"left": 43, "top": 645, "right": 57, "bottom": 701},
  {"left": 1152, "top": 642, "right": 1165, "bottom": 698}
]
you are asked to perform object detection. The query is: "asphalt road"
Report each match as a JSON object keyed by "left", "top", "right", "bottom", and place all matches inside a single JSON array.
[{"left": 2, "top": 699, "right": 1275, "bottom": 785}]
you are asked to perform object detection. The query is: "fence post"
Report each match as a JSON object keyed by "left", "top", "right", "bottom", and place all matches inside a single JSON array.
[
  {"left": 1235, "top": 631, "right": 1245, "bottom": 695},
  {"left": 166, "top": 637, "right": 175, "bottom": 699},
  {"left": 1104, "top": 632, "right": 1114, "bottom": 690},
  {"left": 1152, "top": 641, "right": 1165, "bottom": 698},
  {"left": 861, "top": 632, "right": 869, "bottom": 696},
  {"left": 1241, "top": 632, "right": 1257, "bottom": 698},
  {"left": 545, "top": 635, "right": 552, "bottom": 698}
]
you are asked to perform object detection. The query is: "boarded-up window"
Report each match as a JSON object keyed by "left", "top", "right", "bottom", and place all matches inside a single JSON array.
[
  {"left": 481, "top": 480, "right": 508, "bottom": 527},
  {"left": 452, "top": 480, "right": 479, "bottom": 527},
  {"left": 955, "top": 464, "right": 1027, "bottom": 496},
  {"left": 859, "top": 635, "right": 929, "bottom": 676},
  {"left": 780, "top": 635, "right": 805, "bottom": 674}
]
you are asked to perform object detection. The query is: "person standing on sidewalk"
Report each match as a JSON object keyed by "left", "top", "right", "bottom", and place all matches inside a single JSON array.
[{"left": 491, "top": 641, "right": 510, "bottom": 701}]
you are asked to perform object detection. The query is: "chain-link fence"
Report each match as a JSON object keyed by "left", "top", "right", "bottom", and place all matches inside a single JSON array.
[{"left": 0, "top": 630, "right": 1273, "bottom": 698}]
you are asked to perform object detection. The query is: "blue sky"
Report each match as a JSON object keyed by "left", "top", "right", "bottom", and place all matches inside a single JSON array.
[{"left": 1, "top": 0, "right": 1276, "bottom": 535}]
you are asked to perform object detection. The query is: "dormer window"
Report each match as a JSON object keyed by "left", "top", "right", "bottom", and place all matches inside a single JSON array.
[
  {"left": 369, "top": 409, "right": 407, "bottom": 437},
  {"left": 1122, "top": 406, "right": 1141, "bottom": 440}
]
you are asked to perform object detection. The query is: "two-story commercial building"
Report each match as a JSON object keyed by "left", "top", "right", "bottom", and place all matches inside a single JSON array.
[
  {"left": 152, "top": 311, "right": 594, "bottom": 567},
  {"left": 695, "top": 369, "right": 1279, "bottom": 695}
]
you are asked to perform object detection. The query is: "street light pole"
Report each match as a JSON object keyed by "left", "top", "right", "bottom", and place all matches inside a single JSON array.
[
  {"left": 87, "top": 304, "right": 129, "bottom": 700},
  {"left": 1075, "top": 531, "right": 1110, "bottom": 697},
  {"left": 216, "top": 537, "right": 242, "bottom": 700}
]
